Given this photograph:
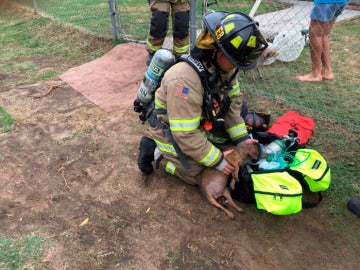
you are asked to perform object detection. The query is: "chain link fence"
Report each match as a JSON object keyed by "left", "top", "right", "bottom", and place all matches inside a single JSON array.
[
  {"left": 6, "top": 0, "right": 360, "bottom": 129},
  {"left": 9, "top": 1, "right": 359, "bottom": 44}
]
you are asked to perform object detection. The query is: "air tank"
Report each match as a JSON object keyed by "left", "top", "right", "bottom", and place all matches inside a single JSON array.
[{"left": 135, "top": 49, "right": 176, "bottom": 105}]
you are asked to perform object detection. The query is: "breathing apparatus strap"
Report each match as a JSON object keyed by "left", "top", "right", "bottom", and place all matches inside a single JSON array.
[
  {"left": 178, "top": 54, "right": 209, "bottom": 86},
  {"left": 178, "top": 54, "right": 232, "bottom": 128},
  {"left": 161, "top": 122, "right": 191, "bottom": 171}
]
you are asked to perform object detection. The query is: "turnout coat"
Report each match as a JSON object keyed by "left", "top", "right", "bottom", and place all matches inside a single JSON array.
[{"left": 149, "top": 60, "right": 250, "bottom": 185}]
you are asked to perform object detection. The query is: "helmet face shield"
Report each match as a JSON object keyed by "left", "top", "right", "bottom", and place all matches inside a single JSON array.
[
  {"left": 203, "top": 11, "right": 268, "bottom": 70},
  {"left": 235, "top": 27, "right": 268, "bottom": 70},
  {"left": 240, "top": 43, "right": 268, "bottom": 69}
]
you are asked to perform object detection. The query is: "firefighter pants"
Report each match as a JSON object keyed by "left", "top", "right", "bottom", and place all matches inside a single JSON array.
[
  {"left": 146, "top": 0, "right": 190, "bottom": 56},
  {"left": 158, "top": 153, "right": 204, "bottom": 186}
]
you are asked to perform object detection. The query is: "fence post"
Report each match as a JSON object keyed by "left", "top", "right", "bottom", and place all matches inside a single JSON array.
[
  {"left": 33, "top": 0, "right": 39, "bottom": 14},
  {"left": 114, "top": 0, "right": 123, "bottom": 38},
  {"left": 249, "top": 0, "right": 262, "bottom": 17},
  {"left": 189, "top": 0, "right": 198, "bottom": 50},
  {"left": 108, "top": 0, "right": 118, "bottom": 42}
]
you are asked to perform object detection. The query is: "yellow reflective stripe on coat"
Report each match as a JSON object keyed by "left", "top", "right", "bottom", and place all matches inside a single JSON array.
[
  {"left": 227, "top": 122, "right": 248, "bottom": 139},
  {"left": 154, "top": 97, "right": 166, "bottom": 110},
  {"left": 228, "top": 82, "right": 240, "bottom": 98},
  {"left": 165, "top": 161, "right": 176, "bottom": 175},
  {"left": 169, "top": 116, "right": 201, "bottom": 132},
  {"left": 199, "top": 144, "right": 222, "bottom": 167},
  {"left": 202, "top": 130, "right": 228, "bottom": 144},
  {"left": 154, "top": 139, "right": 178, "bottom": 157}
]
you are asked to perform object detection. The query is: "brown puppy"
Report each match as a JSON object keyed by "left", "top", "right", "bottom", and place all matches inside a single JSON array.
[{"left": 200, "top": 144, "right": 260, "bottom": 219}]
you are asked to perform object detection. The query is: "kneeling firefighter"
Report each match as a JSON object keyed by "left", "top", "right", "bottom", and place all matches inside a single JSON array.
[{"left": 138, "top": 11, "right": 268, "bottom": 185}]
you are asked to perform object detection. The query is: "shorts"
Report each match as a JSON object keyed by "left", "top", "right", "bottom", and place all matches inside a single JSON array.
[{"left": 310, "top": 2, "right": 349, "bottom": 22}]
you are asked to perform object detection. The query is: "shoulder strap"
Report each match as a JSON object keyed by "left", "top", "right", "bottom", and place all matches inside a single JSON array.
[
  {"left": 178, "top": 54, "right": 228, "bottom": 127},
  {"left": 287, "top": 169, "right": 323, "bottom": 208},
  {"left": 178, "top": 54, "right": 211, "bottom": 90}
]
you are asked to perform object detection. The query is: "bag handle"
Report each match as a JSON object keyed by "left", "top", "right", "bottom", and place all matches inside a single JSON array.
[{"left": 288, "top": 150, "right": 311, "bottom": 167}]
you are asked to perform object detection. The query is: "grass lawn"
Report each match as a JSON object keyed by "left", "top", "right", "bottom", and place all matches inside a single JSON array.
[{"left": 9, "top": 0, "right": 287, "bottom": 40}]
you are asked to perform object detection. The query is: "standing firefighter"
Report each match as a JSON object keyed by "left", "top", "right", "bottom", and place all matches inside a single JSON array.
[
  {"left": 138, "top": 11, "right": 268, "bottom": 185},
  {"left": 146, "top": 0, "right": 190, "bottom": 65}
]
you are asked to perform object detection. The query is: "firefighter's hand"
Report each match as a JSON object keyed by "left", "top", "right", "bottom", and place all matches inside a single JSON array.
[
  {"left": 238, "top": 138, "right": 259, "bottom": 146},
  {"left": 221, "top": 161, "right": 234, "bottom": 175},
  {"left": 215, "top": 149, "right": 235, "bottom": 175},
  {"left": 223, "top": 149, "right": 235, "bottom": 174}
]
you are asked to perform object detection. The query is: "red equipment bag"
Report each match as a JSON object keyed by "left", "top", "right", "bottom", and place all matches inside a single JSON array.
[{"left": 267, "top": 111, "right": 315, "bottom": 145}]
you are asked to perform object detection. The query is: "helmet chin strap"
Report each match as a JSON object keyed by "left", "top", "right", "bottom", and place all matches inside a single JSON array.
[
  {"left": 203, "top": 50, "right": 220, "bottom": 89},
  {"left": 210, "top": 50, "right": 239, "bottom": 90},
  {"left": 212, "top": 49, "right": 226, "bottom": 73}
]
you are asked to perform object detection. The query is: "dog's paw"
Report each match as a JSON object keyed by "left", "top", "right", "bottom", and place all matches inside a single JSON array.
[{"left": 226, "top": 212, "right": 235, "bottom": 219}]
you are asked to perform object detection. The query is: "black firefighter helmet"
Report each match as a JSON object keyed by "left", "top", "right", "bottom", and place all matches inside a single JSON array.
[{"left": 203, "top": 11, "right": 268, "bottom": 70}]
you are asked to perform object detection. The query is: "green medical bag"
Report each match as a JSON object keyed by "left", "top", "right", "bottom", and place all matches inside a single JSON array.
[{"left": 252, "top": 170, "right": 303, "bottom": 215}]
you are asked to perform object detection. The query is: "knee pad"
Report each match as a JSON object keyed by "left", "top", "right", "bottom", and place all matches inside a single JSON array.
[
  {"left": 174, "top": 11, "right": 189, "bottom": 39},
  {"left": 150, "top": 11, "right": 169, "bottom": 38}
]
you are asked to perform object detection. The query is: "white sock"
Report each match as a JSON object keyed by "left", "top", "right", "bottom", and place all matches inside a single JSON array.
[{"left": 154, "top": 147, "right": 161, "bottom": 161}]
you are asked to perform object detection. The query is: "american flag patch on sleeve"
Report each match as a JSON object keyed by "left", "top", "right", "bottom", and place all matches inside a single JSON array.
[{"left": 175, "top": 84, "right": 189, "bottom": 100}]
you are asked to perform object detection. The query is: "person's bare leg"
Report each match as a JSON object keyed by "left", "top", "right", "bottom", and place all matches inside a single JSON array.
[
  {"left": 321, "top": 19, "right": 336, "bottom": 80},
  {"left": 297, "top": 20, "right": 324, "bottom": 82}
]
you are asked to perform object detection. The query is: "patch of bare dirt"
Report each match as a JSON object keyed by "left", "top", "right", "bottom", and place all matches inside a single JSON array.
[
  {"left": 59, "top": 43, "right": 148, "bottom": 112},
  {"left": 0, "top": 39, "right": 359, "bottom": 270}
]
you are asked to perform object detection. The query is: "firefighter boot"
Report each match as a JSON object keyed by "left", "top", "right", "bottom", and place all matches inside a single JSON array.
[
  {"left": 347, "top": 198, "right": 360, "bottom": 218},
  {"left": 138, "top": 136, "right": 156, "bottom": 175},
  {"left": 146, "top": 52, "right": 154, "bottom": 66}
]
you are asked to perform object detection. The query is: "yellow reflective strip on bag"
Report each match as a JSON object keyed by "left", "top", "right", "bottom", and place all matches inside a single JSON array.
[
  {"left": 252, "top": 171, "right": 303, "bottom": 215},
  {"left": 290, "top": 149, "right": 331, "bottom": 192}
]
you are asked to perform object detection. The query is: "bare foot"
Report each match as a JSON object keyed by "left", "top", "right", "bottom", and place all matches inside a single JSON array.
[
  {"left": 322, "top": 72, "right": 334, "bottom": 80},
  {"left": 296, "top": 74, "right": 322, "bottom": 82}
]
